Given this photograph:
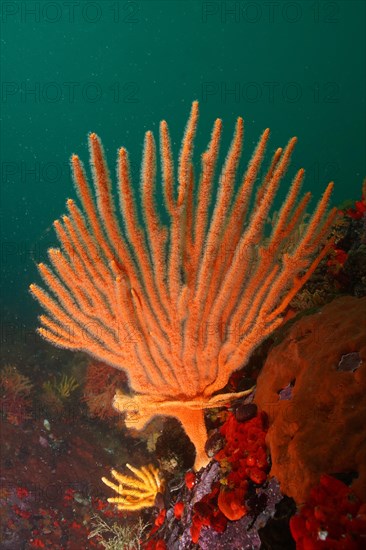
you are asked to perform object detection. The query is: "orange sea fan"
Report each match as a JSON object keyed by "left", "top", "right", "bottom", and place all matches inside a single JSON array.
[{"left": 30, "top": 102, "right": 336, "bottom": 469}]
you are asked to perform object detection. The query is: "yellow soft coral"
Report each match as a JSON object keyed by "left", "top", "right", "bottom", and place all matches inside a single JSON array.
[{"left": 102, "top": 463, "right": 163, "bottom": 511}]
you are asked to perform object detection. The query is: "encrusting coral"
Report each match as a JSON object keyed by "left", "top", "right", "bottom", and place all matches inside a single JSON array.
[
  {"left": 290, "top": 474, "right": 366, "bottom": 549},
  {"left": 30, "top": 102, "right": 336, "bottom": 469},
  {"left": 255, "top": 294, "right": 366, "bottom": 503}
]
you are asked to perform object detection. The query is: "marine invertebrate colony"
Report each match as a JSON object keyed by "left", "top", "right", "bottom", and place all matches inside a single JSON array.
[
  {"left": 255, "top": 295, "right": 366, "bottom": 503},
  {"left": 43, "top": 373, "right": 79, "bottom": 399},
  {"left": 102, "top": 463, "right": 162, "bottom": 511},
  {"left": 30, "top": 102, "right": 336, "bottom": 469},
  {"left": 290, "top": 474, "right": 366, "bottom": 549},
  {"left": 0, "top": 365, "right": 33, "bottom": 425},
  {"left": 83, "top": 360, "right": 127, "bottom": 421}
]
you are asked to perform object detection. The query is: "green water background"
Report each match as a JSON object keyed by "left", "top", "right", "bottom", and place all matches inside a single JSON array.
[{"left": 1, "top": 0, "right": 365, "bottom": 333}]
